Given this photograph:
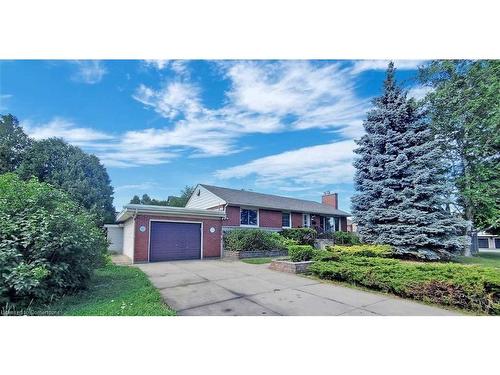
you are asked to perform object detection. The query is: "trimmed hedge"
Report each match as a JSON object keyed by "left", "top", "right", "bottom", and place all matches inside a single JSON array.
[
  {"left": 310, "top": 256, "right": 500, "bottom": 315},
  {"left": 223, "top": 229, "right": 286, "bottom": 252},
  {"left": 0, "top": 173, "right": 107, "bottom": 309},
  {"left": 280, "top": 228, "right": 317, "bottom": 245},
  {"left": 318, "top": 231, "right": 361, "bottom": 245},
  {"left": 288, "top": 245, "right": 315, "bottom": 262},
  {"left": 327, "top": 244, "right": 393, "bottom": 258}
]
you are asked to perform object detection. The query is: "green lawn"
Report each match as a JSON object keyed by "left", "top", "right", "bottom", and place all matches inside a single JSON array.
[
  {"left": 241, "top": 257, "right": 273, "bottom": 264},
  {"left": 456, "top": 252, "right": 500, "bottom": 269},
  {"left": 33, "top": 264, "right": 175, "bottom": 316}
]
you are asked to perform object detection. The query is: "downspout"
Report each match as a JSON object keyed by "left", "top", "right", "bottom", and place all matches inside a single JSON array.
[{"left": 220, "top": 203, "right": 228, "bottom": 258}]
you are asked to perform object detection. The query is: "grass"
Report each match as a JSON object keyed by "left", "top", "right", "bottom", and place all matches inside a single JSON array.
[
  {"left": 456, "top": 252, "right": 500, "bottom": 269},
  {"left": 241, "top": 257, "right": 273, "bottom": 264},
  {"left": 31, "top": 264, "right": 175, "bottom": 316}
]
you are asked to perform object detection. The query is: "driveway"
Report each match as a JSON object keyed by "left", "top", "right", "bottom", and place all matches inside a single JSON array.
[{"left": 137, "top": 260, "right": 460, "bottom": 316}]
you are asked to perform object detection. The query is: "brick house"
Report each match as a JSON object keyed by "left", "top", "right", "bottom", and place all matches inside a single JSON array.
[
  {"left": 185, "top": 184, "right": 350, "bottom": 233},
  {"left": 106, "top": 184, "right": 350, "bottom": 263}
]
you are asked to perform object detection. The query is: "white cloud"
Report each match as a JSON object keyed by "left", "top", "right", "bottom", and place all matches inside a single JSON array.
[
  {"left": 114, "top": 182, "right": 158, "bottom": 192},
  {"left": 0, "top": 94, "right": 12, "bottom": 110},
  {"left": 21, "top": 117, "right": 178, "bottom": 168},
  {"left": 144, "top": 60, "right": 190, "bottom": 77},
  {"left": 407, "top": 84, "right": 434, "bottom": 100},
  {"left": 144, "top": 60, "right": 169, "bottom": 70},
  {"left": 131, "top": 60, "right": 373, "bottom": 157},
  {"left": 71, "top": 61, "right": 107, "bottom": 84},
  {"left": 22, "top": 117, "right": 113, "bottom": 144},
  {"left": 215, "top": 139, "right": 356, "bottom": 187},
  {"left": 350, "top": 60, "right": 426, "bottom": 75},
  {"left": 133, "top": 81, "right": 202, "bottom": 119}
]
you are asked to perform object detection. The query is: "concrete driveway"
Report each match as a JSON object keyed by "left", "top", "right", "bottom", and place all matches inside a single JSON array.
[{"left": 137, "top": 260, "right": 460, "bottom": 316}]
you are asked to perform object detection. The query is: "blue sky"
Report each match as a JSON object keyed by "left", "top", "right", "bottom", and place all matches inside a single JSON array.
[{"left": 0, "top": 60, "right": 430, "bottom": 211}]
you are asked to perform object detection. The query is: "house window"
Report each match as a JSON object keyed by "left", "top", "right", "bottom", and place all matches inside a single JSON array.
[
  {"left": 478, "top": 237, "right": 489, "bottom": 248},
  {"left": 282, "top": 212, "right": 291, "bottom": 228},
  {"left": 240, "top": 208, "right": 258, "bottom": 226},
  {"left": 302, "top": 214, "right": 310, "bottom": 227},
  {"left": 495, "top": 238, "right": 500, "bottom": 249}
]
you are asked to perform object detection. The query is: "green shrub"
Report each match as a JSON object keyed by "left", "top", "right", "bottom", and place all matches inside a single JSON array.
[
  {"left": 317, "top": 231, "right": 360, "bottom": 245},
  {"left": 309, "top": 256, "right": 500, "bottom": 315},
  {"left": 0, "top": 173, "right": 107, "bottom": 309},
  {"left": 223, "top": 229, "right": 286, "bottom": 252},
  {"left": 288, "top": 245, "right": 315, "bottom": 262},
  {"left": 280, "top": 228, "right": 317, "bottom": 245},
  {"left": 334, "top": 231, "right": 361, "bottom": 245},
  {"left": 327, "top": 244, "right": 393, "bottom": 258}
]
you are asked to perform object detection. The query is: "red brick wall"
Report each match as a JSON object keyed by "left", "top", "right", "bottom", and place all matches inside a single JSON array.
[
  {"left": 291, "top": 212, "right": 302, "bottom": 228},
  {"left": 225, "top": 205, "right": 241, "bottom": 226},
  {"left": 322, "top": 193, "right": 338, "bottom": 209},
  {"left": 340, "top": 216, "right": 348, "bottom": 232},
  {"left": 133, "top": 214, "right": 223, "bottom": 262},
  {"left": 259, "top": 209, "right": 282, "bottom": 228}
]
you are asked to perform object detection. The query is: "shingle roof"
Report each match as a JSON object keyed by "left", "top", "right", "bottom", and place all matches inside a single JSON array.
[{"left": 200, "top": 184, "right": 350, "bottom": 216}]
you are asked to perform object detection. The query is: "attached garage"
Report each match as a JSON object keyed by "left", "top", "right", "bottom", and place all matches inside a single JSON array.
[
  {"left": 150, "top": 221, "right": 201, "bottom": 261},
  {"left": 114, "top": 204, "right": 226, "bottom": 263}
]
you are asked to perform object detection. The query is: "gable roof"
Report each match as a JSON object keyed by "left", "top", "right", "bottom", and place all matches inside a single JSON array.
[{"left": 199, "top": 184, "right": 350, "bottom": 216}]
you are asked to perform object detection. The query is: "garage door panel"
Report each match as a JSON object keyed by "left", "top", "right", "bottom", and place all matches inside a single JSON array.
[{"left": 150, "top": 221, "right": 201, "bottom": 261}]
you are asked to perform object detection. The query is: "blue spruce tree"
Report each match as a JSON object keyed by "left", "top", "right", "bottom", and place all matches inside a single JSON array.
[{"left": 351, "top": 62, "right": 467, "bottom": 260}]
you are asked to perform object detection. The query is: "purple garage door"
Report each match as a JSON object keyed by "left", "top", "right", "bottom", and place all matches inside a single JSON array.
[{"left": 150, "top": 221, "right": 201, "bottom": 261}]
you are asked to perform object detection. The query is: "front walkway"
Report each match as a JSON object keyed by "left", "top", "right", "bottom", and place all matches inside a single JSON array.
[{"left": 137, "top": 260, "right": 461, "bottom": 316}]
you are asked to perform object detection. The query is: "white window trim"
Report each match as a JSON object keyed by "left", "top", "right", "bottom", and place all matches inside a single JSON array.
[
  {"left": 282, "top": 212, "right": 291, "bottom": 228},
  {"left": 240, "top": 207, "right": 259, "bottom": 227}
]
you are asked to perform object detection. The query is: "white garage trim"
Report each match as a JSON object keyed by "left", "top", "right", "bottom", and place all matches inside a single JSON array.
[{"left": 148, "top": 219, "right": 204, "bottom": 262}]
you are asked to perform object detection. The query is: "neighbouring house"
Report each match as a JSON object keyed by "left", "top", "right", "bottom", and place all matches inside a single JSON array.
[
  {"left": 106, "top": 184, "right": 349, "bottom": 263},
  {"left": 477, "top": 231, "right": 500, "bottom": 251}
]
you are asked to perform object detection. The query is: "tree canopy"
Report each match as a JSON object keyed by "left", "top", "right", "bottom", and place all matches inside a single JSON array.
[
  {"left": 16, "top": 137, "right": 116, "bottom": 225},
  {"left": 128, "top": 186, "right": 195, "bottom": 207},
  {"left": 419, "top": 60, "right": 500, "bottom": 234},
  {"left": 351, "top": 63, "right": 467, "bottom": 260},
  {"left": 0, "top": 114, "right": 32, "bottom": 173}
]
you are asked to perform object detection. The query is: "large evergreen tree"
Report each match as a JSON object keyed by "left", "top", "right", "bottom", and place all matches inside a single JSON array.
[{"left": 351, "top": 63, "right": 467, "bottom": 260}]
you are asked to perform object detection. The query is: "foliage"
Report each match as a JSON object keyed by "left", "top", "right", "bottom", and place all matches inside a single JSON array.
[
  {"left": 351, "top": 62, "right": 468, "bottom": 260},
  {"left": 0, "top": 173, "right": 107, "bottom": 309},
  {"left": 327, "top": 244, "right": 393, "bottom": 258},
  {"left": 167, "top": 186, "right": 196, "bottom": 207},
  {"left": 223, "top": 229, "right": 286, "bottom": 252},
  {"left": 0, "top": 114, "right": 32, "bottom": 173},
  {"left": 4, "top": 264, "right": 176, "bottom": 316},
  {"left": 279, "top": 228, "right": 317, "bottom": 246},
  {"left": 241, "top": 257, "right": 273, "bottom": 264},
  {"left": 288, "top": 245, "right": 315, "bottom": 262},
  {"left": 319, "top": 231, "right": 361, "bottom": 245},
  {"left": 17, "top": 137, "right": 115, "bottom": 225},
  {"left": 419, "top": 60, "right": 500, "bottom": 234},
  {"left": 310, "top": 256, "right": 500, "bottom": 314},
  {"left": 129, "top": 186, "right": 195, "bottom": 207}
]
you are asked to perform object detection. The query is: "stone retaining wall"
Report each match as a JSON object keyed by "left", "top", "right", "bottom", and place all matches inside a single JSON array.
[
  {"left": 224, "top": 249, "right": 288, "bottom": 260},
  {"left": 269, "top": 260, "right": 313, "bottom": 274}
]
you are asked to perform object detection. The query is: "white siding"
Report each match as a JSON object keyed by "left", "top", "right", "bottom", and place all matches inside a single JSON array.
[
  {"left": 105, "top": 225, "right": 123, "bottom": 253},
  {"left": 185, "top": 185, "right": 226, "bottom": 209},
  {"left": 122, "top": 218, "right": 135, "bottom": 260}
]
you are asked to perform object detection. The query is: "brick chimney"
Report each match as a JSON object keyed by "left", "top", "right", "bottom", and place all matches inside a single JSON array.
[{"left": 322, "top": 191, "right": 338, "bottom": 209}]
